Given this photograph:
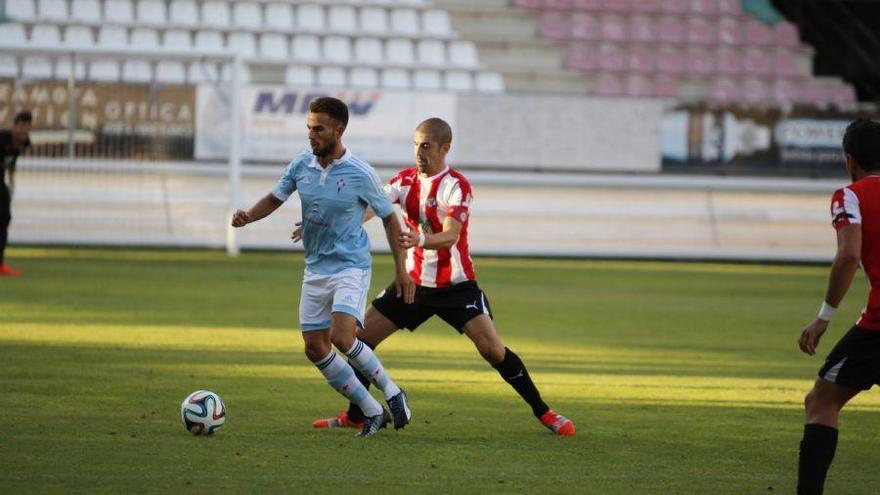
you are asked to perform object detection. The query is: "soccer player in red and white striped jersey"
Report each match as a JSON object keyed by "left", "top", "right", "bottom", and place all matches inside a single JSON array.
[
  {"left": 309, "top": 118, "right": 575, "bottom": 435},
  {"left": 796, "top": 119, "right": 880, "bottom": 494}
]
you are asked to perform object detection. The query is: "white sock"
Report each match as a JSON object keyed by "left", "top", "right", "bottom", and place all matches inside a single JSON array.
[
  {"left": 314, "top": 351, "right": 382, "bottom": 417},
  {"left": 345, "top": 340, "right": 401, "bottom": 401}
]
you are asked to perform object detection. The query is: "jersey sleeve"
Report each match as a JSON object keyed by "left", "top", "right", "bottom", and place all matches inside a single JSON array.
[
  {"left": 271, "top": 159, "right": 299, "bottom": 202},
  {"left": 384, "top": 171, "right": 405, "bottom": 204},
  {"left": 361, "top": 166, "right": 394, "bottom": 219},
  {"left": 445, "top": 180, "right": 473, "bottom": 224},
  {"left": 831, "top": 187, "right": 861, "bottom": 230}
]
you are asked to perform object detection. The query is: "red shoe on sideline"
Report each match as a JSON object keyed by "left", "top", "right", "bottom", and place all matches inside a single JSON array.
[
  {"left": 0, "top": 264, "right": 20, "bottom": 277},
  {"left": 313, "top": 411, "right": 364, "bottom": 429}
]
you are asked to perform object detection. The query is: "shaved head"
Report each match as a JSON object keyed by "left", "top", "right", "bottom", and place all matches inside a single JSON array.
[{"left": 416, "top": 118, "right": 452, "bottom": 145}]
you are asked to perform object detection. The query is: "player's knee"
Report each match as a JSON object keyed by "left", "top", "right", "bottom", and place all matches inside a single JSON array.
[
  {"left": 303, "top": 341, "right": 329, "bottom": 363},
  {"left": 478, "top": 341, "right": 505, "bottom": 364},
  {"left": 330, "top": 333, "right": 355, "bottom": 353},
  {"left": 804, "top": 388, "right": 817, "bottom": 412}
]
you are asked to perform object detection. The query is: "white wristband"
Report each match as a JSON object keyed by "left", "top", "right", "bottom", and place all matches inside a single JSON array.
[
  {"left": 817, "top": 301, "right": 837, "bottom": 321},
  {"left": 417, "top": 233, "right": 426, "bottom": 247}
]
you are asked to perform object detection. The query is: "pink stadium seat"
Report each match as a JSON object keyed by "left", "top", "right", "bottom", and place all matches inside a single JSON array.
[
  {"left": 774, "top": 22, "right": 800, "bottom": 47},
  {"left": 630, "top": 0, "right": 659, "bottom": 12},
  {"left": 656, "top": 46, "right": 684, "bottom": 73},
  {"left": 773, "top": 49, "right": 801, "bottom": 76},
  {"left": 628, "top": 15, "right": 656, "bottom": 42},
  {"left": 717, "top": 0, "right": 741, "bottom": 15},
  {"left": 654, "top": 75, "right": 679, "bottom": 97},
  {"left": 711, "top": 78, "right": 740, "bottom": 102},
  {"left": 572, "top": 0, "right": 602, "bottom": 11},
  {"left": 658, "top": 17, "right": 684, "bottom": 43},
  {"left": 541, "top": 14, "right": 570, "bottom": 40},
  {"left": 545, "top": 0, "right": 573, "bottom": 11},
  {"left": 513, "top": 0, "right": 543, "bottom": 9},
  {"left": 599, "top": 43, "right": 626, "bottom": 71},
  {"left": 625, "top": 74, "right": 653, "bottom": 97},
  {"left": 659, "top": 0, "right": 688, "bottom": 14},
  {"left": 602, "top": 0, "right": 630, "bottom": 12},
  {"left": 716, "top": 48, "right": 743, "bottom": 75},
  {"left": 717, "top": 17, "right": 742, "bottom": 45},
  {"left": 830, "top": 83, "right": 857, "bottom": 104},
  {"left": 571, "top": 13, "right": 600, "bottom": 40},
  {"left": 800, "top": 80, "right": 829, "bottom": 104},
  {"left": 628, "top": 46, "right": 655, "bottom": 73},
  {"left": 600, "top": 14, "right": 627, "bottom": 41},
  {"left": 744, "top": 19, "right": 773, "bottom": 45},
  {"left": 686, "top": 47, "right": 713, "bottom": 75},
  {"left": 687, "top": 17, "right": 714, "bottom": 44},
  {"left": 688, "top": 0, "right": 716, "bottom": 14},
  {"left": 743, "top": 48, "right": 772, "bottom": 76},
  {"left": 566, "top": 45, "right": 598, "bottom": 72},
  {"left": 742, "top": 78, "right": 769, "bottom": 102},
  {"left": 772, "top": 78, "right": 799, "bottom": 103},
  {"left": 594, "top": 74, "right": 624, "bottom": 96}
]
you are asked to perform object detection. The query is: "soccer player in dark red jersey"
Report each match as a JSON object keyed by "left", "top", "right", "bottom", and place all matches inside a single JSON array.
[
  {"left": 301, "top": 118, "right": 575, "bottom": 436},
  {"left": 797, "top": 119, "right": 880, "bottom": 494}
]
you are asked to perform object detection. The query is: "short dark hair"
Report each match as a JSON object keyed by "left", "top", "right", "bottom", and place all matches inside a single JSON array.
[
  {"left": 308, "top": 97, "right": 348, "bottom": 126},
  {"left": 843, "top": 118, "right": 880, "bottom": 171},
  {"left": 14, "top": 111, "right": 32, "bottom": 124},
  {"left": 416, "top": 117, "right": 452, "bottom": 145}
]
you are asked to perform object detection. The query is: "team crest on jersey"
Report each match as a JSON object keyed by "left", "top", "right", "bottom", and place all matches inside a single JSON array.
[
  {"left": 426, "top": 197, "right": 438, "bottom": 208},
  {"left": 300, "top": 175, "right": 311, "bottom": 184},
  {"left": 459, "top": 212, "right": 468, "bottom": 222},
  {"left": 337, "top": 178, "right": 345, "bottom": 194}
]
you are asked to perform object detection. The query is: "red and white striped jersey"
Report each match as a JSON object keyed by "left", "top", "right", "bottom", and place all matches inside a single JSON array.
[
  {"left": 385, "top": 166, "right": 475, "bottom": 288},
  {"left": 831, "top": 176, "right": 880, "bottom": 330}
]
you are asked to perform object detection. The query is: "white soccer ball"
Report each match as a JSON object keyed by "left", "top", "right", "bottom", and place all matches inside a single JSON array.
[{"left": 180, "top": 390, "right": 227, "bottom": 435}]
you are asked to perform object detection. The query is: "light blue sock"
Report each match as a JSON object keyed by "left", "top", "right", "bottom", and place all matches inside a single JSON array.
[
  {"left": 345, "top": 340, "right": 402, "bottom": 401},
  {"left": 315, "top": 351, "right": 382, "bottom": 416}
]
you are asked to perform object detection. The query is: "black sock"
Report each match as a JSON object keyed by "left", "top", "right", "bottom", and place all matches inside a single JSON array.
[
  {"left": 492, "top": 348, "right": 549, "bottom": 418},
  {"left": 798, "top": 423, "right": 838, "bottom": 495},
  {"left": 345, "top": 341, "right": 375, "bottom": 422}
]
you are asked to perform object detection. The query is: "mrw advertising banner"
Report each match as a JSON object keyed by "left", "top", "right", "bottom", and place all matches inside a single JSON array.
[{"left": 195, "top": 85, "right": 456, "bottom": 165}]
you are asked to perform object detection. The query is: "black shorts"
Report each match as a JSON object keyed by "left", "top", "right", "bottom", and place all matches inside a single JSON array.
[
  {"left": 817, "top": 326, "right": 880, "bottom": 390},
  {"left": 371, "top": 280, "right": 493, "bottom": 333}
]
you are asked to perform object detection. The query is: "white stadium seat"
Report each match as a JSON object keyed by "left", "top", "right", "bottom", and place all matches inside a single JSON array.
[
  {"left": 259, "top": 33, "right": 288, "bottom": 59},
  {"left": 201, "top": 0, "right": 231, "bottom": 28},
  {"left": 169, "top": 1, "right": 199, "bottom": 26},
  {"left": 6, "top": 0, "right": 36, "bottom": 20},
  {"left": 444, "top": 70, "right": 473, "bottom": 91},
  {"left": 421, "top": 10, "right": 453, "bottom": 37},
  {"left": 264, "top": 4, "right": 294, "bottom": 31},
  {"left": 55, "top": 57, "right": 87, "bottom": 80},
  {"left": 317, "top": 66, "right": 346, "bottom": 87},
  {"left": 98, "top": 26, "right": 128, "bottom": 48},
  {"left": 354, "top": 38, "right": 383, "bottom": 64},
  {"left": 122, "top": 59, "right": 153, "bottom": 82},
  {"left": 350, "top": 67, "right": 379, "bottom": 88},
  {"left": 64, "top": 26, "right": 94, "bottom": 48},
  {"left": 328, "top": 6, "right": 357, "bottom": 32},
  {"left": 291, "top": 35, "right": 320, "bottom": 61},
  {"left": 0, "top": 56, "right": 19, "bottom": 78},
  {"left": 194, "top": 30, "right": 225, "bottom": 52},
  {"left": 417, "top": 40, "right": 446, "bottom": 66},
  {"left": 187, "top": 62, "right": 219, "bottom": 83},
  {"left": 155, "top": 61, "right": 186, "bottom": 83},
  {"left": 386, "top": 38, "right": 415, "bottom": 65},
  {"left": 323, "top": 36, "right": 352, "bottom": 63},
  {"left": 30, "top": 24, "right": 62, "bottom": 47},
  {"left": 220, "top": 63, "right": 251, "bottom": 82},
  {"left": 359, "top": 7, "right": 389, "bottom": 34},
  {"left": 285, "top": 65, "right": 315, "bottom": 85},
  {"left": 448, "top": 41, "right": 479, "bottom": 67},
  {"left": 130, "top": 28, "right": 160, "bottom": 50},
  {"left": 381, "top": 68, "right": 410, "bottom": 89},
  {"left": 228, "top": 31, "right": 257, "bottom": 57},
  {"left": 297, "top": 4, "right": 325, "bottom": 30},
  {"left": 71, "top": 0, "right": 101, "bottom": 22},
  {"left": 137, "top": 0, "right": 167, "bottom": 24},
  {"left": 89, "top": 60, "right": 120, "bottom": 81},
  {"left": 476, "top": 72, "right": 505, "bottom": 93},
  {"left": 390, "top": 9, "right": 419, "bottom": 35},
  {"left": 38, "top": 0, "right": 69, "bottom": 21},
  {"left": 22, "top": 56, "right": 53, "bottom": 79},
  {"left": 413, "top": 69, "right": 442, "bottom": 90},
  {"left": 0, "top": 24, "right": 27, "bottom": 46},
  {"left": 104, "top": 0, "right": 134, "bottom": 23},
  {"left": 233, "top": 3, "right": 262, "bottom": 29},
  {"left": 163, "top": 30, "right": 192, "bottom": 50}
]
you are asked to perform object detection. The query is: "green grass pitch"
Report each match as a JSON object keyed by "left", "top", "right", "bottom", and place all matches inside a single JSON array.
[{"left": 2, "top": 247, "right": 879, "bottom": 494}]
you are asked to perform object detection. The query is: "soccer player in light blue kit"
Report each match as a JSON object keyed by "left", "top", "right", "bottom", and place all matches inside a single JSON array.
[{"left": 231, "top": 97, "right": 415, "bottom": 437}]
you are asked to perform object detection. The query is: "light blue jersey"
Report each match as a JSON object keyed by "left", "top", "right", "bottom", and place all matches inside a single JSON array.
[{"left": 272, "top": 149, "right": 394, "bottom": 275}]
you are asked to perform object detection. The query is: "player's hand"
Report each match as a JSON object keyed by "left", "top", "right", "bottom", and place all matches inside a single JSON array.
[
  {"left": 798, "top": 318, "right": 829, "bottom": 356},
  {"left": 291, "top": 222, "right": 303, "bottom": 243},
  {"left": 394, "top": 271, "right": 416, "bottom": 304},
  {"left": 399, "top": 229, "right": 420, "bottom": 249},
  {"left": 231, "top": 209, "right": 250, "bottom": 228}
]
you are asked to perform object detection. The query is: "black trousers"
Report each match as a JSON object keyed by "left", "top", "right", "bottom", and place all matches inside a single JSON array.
[{"left": 0, "top": 182, "right": 10, "bottom": 265}]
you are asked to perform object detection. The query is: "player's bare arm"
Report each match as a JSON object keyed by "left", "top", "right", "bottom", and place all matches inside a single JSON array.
[
  {"left": 799, "top": 223, "right": 862, "bottom": 355},
  {"left": 382, "top": 213, "right": 415, "bottom": 304},
  {"left": 400, "top": 216, "right": 463, "bottom": 250},
  {"left": 231, "top": 193, "right": 283, "bottom": 228}
]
